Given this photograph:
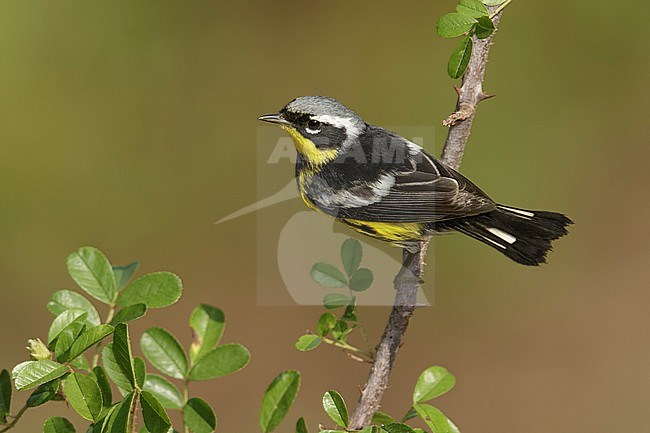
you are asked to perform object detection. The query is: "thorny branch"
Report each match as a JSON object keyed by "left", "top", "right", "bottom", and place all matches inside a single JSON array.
[{"left": 347, "top": 8, "right": 505, "bottom": 430}]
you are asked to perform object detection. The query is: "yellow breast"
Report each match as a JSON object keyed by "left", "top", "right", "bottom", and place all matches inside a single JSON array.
[{"left": 340, "top": 218, "right": 424, "bottom": 244}]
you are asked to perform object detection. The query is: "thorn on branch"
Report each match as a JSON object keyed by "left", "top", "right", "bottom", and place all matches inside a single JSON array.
[{"left": 478, "top": 92, "right": 496, "bottom": 101}]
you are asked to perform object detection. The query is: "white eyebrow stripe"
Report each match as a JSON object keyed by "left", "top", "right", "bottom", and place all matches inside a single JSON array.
[{"left": 311, "top": 114, "right": 363, "bottom": 138}]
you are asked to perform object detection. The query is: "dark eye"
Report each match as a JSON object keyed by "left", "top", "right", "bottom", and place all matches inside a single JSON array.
[{"left": 307, "top": 119, "right": 321, "bottom": 131}]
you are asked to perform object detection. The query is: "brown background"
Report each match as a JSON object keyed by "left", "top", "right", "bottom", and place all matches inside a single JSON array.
[{"left": 1, "top": 1, "right": 649, "bottom": 432}]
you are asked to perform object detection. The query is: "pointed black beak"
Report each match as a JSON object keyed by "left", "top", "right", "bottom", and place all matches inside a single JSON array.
[{"left": 258, "top": 113, "right": 291, "bottom": 126}]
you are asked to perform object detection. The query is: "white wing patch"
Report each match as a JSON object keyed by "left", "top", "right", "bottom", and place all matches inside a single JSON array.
[{"left": 320, "top": 173, "right": 396, "bottom": 208}]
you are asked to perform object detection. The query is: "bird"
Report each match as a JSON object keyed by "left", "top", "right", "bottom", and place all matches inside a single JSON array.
[{"left": 258, "top": 96, "right": 571, "bottom": 266}]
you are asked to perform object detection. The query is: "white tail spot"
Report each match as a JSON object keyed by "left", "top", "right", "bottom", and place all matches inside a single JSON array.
[
  {"left": 499, "top": 206, "right": 534, "bottom": 218},
  {"left": 480, "top": 234, "right": 506, "bottom": 249},
  {"left": 487, "top": 227, "right": 517, "bottom": 244}
]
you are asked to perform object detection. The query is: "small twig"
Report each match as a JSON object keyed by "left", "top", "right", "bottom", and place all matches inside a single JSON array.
[
  {"left": 129, "top": 392, "right": 140, "bottom": 433},
  {"left": 354, "top": 311, "right": 373, "bottom": 355},
  {"left": 0, "top": 404, "right": 29, "bottom": 433},
  {"left": 183, "top": 380, "right": 190, "bottom": 433},
  {"left": 92, "top": 304, "right": 116, "bottom": 369},
  {"left": 347, "top": 6, "right": 505, "bottom": 429},
  {"left": 308, "top": 331, "right": 374, "bottom": 362}
]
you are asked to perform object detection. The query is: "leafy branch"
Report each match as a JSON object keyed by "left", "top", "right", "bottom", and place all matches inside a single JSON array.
[
  {"left": 0, "top": 246, "right": 250, "bottom": 433},
  {"left": 295, "top": 239, "right": 375, "bottom": 362}
]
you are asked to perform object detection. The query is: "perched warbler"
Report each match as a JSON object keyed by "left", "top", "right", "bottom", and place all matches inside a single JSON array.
[{"left": 259, "top": 96, "right": 571, "bottom": 265}]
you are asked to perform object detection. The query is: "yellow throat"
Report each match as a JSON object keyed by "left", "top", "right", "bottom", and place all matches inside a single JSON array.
[{"left": 282, "top": 125, "right": 338, "bottom": 168}]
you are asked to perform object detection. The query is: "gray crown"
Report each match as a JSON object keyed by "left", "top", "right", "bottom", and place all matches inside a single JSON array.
[{"left": 285, "top": 96, "right": 364, "bottom": 123}]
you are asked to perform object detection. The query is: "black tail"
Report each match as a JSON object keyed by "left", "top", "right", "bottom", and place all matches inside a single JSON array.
[{"left": 444, "top": 205, "right": 572, "bottom": 266}]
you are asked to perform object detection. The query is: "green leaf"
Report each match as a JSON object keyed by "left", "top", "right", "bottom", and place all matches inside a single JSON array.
[
  {"left": 295, "top": 334, "right": 321, "bottom": 352},
  {"left": 47, "top": 290, "right": 101, "bottom": 326},
  {"left": 349, "top": 268, "right": 373, "bottom": 292},
  {"left": 189, "top": 304, "right": 225, "bottom": 365},
  {"left": 322, "top": 390, "right": 348, "bottom": 428},
  {"left": 436, "top": 13, "right": 476, "bottom": 38},
  {"left": 134, "top": 357, "right": 147, "bottom": 389},
  {"left": 317, "top": 313, "right": 337, "bottom": 336},
  {"left": 340, "top": 239, "right": 362, "bottom": 276},
  {"left": 67, "top": 246, "right": 117, "bottom": 304},
  {"left": 11, "top": 361, "right": 31, "bottom": 380},
  {"left": 116, "top": 272, "right": 182, "bottom": 309},
  {"left": 382, "top": 424, "right": 416, "bottom": 433},
  {"left": 296, "top": 417, "right": 308, "bottom": 433},
  {"left": 322, "top": 294, "right": 350, "bottom": 310},
  {"left": 103, "top": 391, "right": 135, "bottom": 433},
  {"left": 61, "top": 324, "right": 114, "bottom": 363},
  {"left": 474, "top": 15, "right": 495, "bottom": 39},
  {"left": 43, "top": 416, "right": 76, "bottom": 433},
  {"left": 140, "top": 391, "right": 172, "bottom": 433},
  {"left": 101, "top": 343, "right": 132, "bottom": 395},
  {"left": 13, "top": 360, "right": 67, "bottom": 391},
  {"left": 70, "top": 354, "right": 89, "bottom": 371},
  {"left": 413, "top": 404, "right": 459, "bottom": 433},
  {"left": 402, "top": 407, "right": 418, "bottom": 422},
  {"left": 0, "top": 369, "right": 11, "bottom": 423},
  {"left": 112, "top": 323, "right": 136, "bottom": 388},
  {"left": 413, "top": 366, "right": 456, "bottom": 403},
  {"left": 331, "top": 321, "right": 350, "bottom": 341},
  {"left": 90, "top": 366, "right": 112, "bottom": 407},
  {"left": 482, "top": 0, "right": 507, "bottom": 5},
  {"left": 188, "top": 343, "right": 250, "bottom": 381},
  {"left": 48, "top": 310, "right": 87, "bottom": 344},
  {"left": 143, "top": 374, "right": 184, "bottom": 410},
  {"left": 456, "top": 0, "right": 488, "bottom": 18},
  {"left": 311, "top": 263, "right": 347, "bottom": 288},
  {"left": 27, "top": 378, "right": 60, "bottom": 407},
  {"left": 113, "top": 262, "right": 139, "bottom": 291},
  {"left": 448, "top": 35, "right": 473, "bottom": 79},
  {"left": 183, "top": 398, "right": 217, "bottom": 433},
  {"left": 371, "top": 411, "right": 396, "bottom": 425},
  {"left": 65, "top": 373, "right": 103, "bottom": 421},
  {"left": 110, "top": 304, "right": 147, "bottom": 325},
  {"left": 259, "top": 370, "right": 301, "bottom": 433},
  {"left": 141, "top": 328, "right": 188, "bottom": 379},
  {"left": 54, "top": 322, "right": 85, "bottom": 359},
  {"left": 341, "top": 302, "right": 357, "bottom": 322},
  {"left": 358, "top": 427, "right": 381, "bottom": 433}
]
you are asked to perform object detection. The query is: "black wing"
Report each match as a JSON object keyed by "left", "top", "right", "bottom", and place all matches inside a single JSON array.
[{"left": 321, "top": 144, "right": 496, "bottom": 223}]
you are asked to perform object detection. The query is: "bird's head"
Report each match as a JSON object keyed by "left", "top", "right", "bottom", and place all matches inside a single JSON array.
[{"left": 259, "top": 96, "right": 365, "bottom": 167}]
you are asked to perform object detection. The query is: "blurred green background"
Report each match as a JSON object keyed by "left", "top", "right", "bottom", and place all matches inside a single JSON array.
[{"left": 1, "top": 1, "right": 649, "bottom": 432}]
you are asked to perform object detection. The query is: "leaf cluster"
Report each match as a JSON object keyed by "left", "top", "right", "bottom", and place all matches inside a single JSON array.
[
  {"left": 298, "top": 239, "right": 373, "bottom": 360},
  {"left": 306, "top": 366, "right": 458, "bottom": 433},
  {"left": 436, "top": 0, "right": 507, "bottom": 78},
  {"left": 0, "top": 246, "right": 248, "bottom": 433}
]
